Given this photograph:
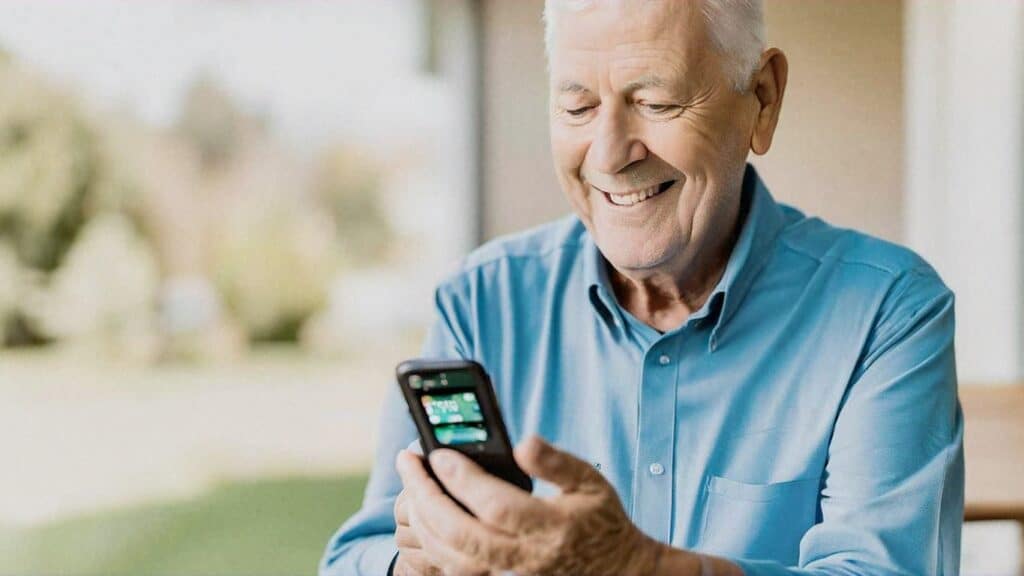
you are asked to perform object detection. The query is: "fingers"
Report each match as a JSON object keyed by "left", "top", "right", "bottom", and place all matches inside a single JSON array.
[
  {"left": 396, "top": 449, "right": 447, "bottom": 500},
  {"left": 394, "top": 489, "right": 410, "bottom": 526},
  {"left": 393, "top": 549, "right": 442, "bottom": 576},
  {"left": 396, "top": 523, "right": 421, "bottom": 549},
  {"left": 398, "top": 449, "right": 524, "bottom": 571},
  {"left": 513, "top": 435, "right": 603, "bottom": 493},
  {"left": 408, "top": 502, "right": 515, "bottom": 576},
  {"left": 428, "top": 449, "right": 554, "bottom": 532},
  {"left": 396, "top": 448, "right": 486, "bottom": 548},
  {"left": 397, "top": 448, "right": 534, "bottom": 572}
]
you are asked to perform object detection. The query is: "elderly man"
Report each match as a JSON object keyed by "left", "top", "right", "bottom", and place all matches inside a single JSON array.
[{"left": 321, "top": 0, "right": 963, "bottom": 574}]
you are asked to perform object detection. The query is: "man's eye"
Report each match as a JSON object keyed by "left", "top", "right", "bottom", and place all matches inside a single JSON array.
[
  {"left": 640, "top": 103, "right": 682, "bottom": 116},
  {"left": 565, "top": 106, "right": 594, "bottom": 117}
]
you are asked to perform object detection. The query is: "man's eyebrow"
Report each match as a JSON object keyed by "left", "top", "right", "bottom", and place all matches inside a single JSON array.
[
  {"left": 556, "top": 75, "right": 672, "bottom": 94},
  {"left": 556, "top": 80, "right": 592, "bottom": 94},
  {"left": 622, "top": 75, "right": 669, "bottom": 92}
]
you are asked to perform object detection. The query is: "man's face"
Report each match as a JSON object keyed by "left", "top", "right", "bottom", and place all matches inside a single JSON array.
[{"left": 548, "top": 0, "right": 759, "bottom": 274}]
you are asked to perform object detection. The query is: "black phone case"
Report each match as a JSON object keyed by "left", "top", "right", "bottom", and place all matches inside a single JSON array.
[{"left": 396, "top": 359, "right": 533, "bottom": 504}]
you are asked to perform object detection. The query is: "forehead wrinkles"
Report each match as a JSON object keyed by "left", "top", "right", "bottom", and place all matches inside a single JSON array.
[
  {"left": 554, "top": 45, "right": 707, "bottom": 97},
  {"left": 608, "top": 50, "right": 691, "bottom": 88}
]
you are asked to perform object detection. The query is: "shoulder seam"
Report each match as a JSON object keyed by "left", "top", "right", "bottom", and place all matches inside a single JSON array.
[
  {"left": 457, "top": 239, "right": 584, "bottom": 276},
  {"left": 776, "top": 229, "right": 931, "bottom": 278}
]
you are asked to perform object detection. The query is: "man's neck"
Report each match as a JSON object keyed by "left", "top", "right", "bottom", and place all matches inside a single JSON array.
[
  {"left": 608, "top": 255, "right": 727, "bottom": 333},
  {"left": 609, "top": 199, "right": 745, "bottom": 334}
]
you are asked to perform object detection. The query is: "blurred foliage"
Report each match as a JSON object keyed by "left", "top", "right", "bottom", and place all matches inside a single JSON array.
[
  {"left": 0, "top": 52, "right": 395, "bottom": 354},
  {"left": 0, "top": 63, "right": 98, "bottom": 273},
  {"left": 0, "top": 57, "right": 154, "bottom": 347},
  {"left": 316, "top": 146, "right": 393, "bottom": 267},
  {"left": 212, "top": 198, "right": 338, "bottom": 343},
  {"left": 176, "top": 75, "right": 267, "bottom": 173},
  {"left": 0, "top": 242, "right": 26, "bottom": 341},
  {"left": 0, "top": 474, "right": 369, "bottom": 575},
  {"left": 29, "top": 213, "right": 160, "bottom": 359}
]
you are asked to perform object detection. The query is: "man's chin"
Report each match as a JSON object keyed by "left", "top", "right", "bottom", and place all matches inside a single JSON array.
[
  {"left": 594, "top": 235, "right": 677, "bottom": 275},
  {"left": 582, "top": 203, "right": 684, "bottom": 274}
]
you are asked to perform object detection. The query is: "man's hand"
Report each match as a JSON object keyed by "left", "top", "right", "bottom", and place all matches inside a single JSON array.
[
  {"left": 393, "top": 487, "right": 449, "bottom": 576},
  {"left": 394, "top": 435, "right": 666, "bottom": 576}
]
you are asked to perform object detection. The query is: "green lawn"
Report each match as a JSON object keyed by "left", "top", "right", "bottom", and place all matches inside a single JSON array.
[{"left": 0, "top": 474, "right": 369, "bottom": 576}]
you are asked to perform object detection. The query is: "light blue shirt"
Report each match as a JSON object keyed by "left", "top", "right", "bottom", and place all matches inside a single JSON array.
[{"left": 320, "top": 165, "right": 963, "bottom": 576}]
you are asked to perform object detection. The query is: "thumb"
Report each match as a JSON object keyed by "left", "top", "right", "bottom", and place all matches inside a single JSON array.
[
  {"left": 405, "top": 438, "right": 423, "bottom": 456},
  {"left": 513, "top": 435, "right": 603, "bottom": 493}
]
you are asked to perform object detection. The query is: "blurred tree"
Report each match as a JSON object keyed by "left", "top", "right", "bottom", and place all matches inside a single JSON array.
[
  {"left": 0, "top": 241, "right": 26, "bottom": 342},
  {"left": 0, "top": 58, "right": 401, "bottom": 353},
  {"left": 0, "top": 63, "right": 99, "bottom": 273},
  {"left": 0, "top": 55, "right": 160, "bottom": 349},
  {"left": 0, "top": 56, "right": 117, "bottom": 345},
  {"left": 315, "top": 146, "right": 393, "bottom": 267},
  {"left": 212, "top": 198, "right": 337, "bottom": 343},
  {"left": 29, "top": 213, "right": 160, "bottom": 360},
  {"left": 176, "top": 75, "right": 267, "bottom": 173}
]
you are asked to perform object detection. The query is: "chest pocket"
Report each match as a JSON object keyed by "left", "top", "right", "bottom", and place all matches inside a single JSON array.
[{"left": 699, "top": 474, "right": 820, "bottom": 563}]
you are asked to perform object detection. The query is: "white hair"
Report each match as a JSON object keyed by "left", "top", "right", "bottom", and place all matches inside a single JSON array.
[{"left": 543, "top": 0, "right": 766, "bottom": 92}]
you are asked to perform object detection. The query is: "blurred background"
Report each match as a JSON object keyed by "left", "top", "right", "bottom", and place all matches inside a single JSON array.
[{"left": 0, "top": 1, "right": 1021, "bottom": 575}]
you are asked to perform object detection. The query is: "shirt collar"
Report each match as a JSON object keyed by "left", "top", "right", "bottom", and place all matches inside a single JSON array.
[{"left": 583, "top": 163, "right": 786, "bottom": 350}]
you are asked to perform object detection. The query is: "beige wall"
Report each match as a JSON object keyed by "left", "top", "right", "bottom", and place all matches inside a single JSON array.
[
  {"left": 480, "top": 0, "right": 905, "bottom": 243},
  {"left": 754, "top": 0, "right": 904, "bottom": 242},
  {"left": 480, "top": 0, "right": 561, "bottom": 240}
]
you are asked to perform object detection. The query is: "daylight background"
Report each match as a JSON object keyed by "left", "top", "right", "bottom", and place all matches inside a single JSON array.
[{"left": 1, "top": 1, "right": 1022, "bottom": 575}]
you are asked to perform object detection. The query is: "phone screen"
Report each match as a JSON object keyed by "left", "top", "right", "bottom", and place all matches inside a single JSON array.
[
  {"left": 421, "top": 391, "right": 489, "bottom": 445},
  {"left": 410, "top": 370, "right": 490, "bottom": 446}
]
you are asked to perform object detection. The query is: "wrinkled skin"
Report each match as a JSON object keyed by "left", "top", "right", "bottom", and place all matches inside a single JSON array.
[{"left": 393, "top": 436, "right": 663, "bottom": 576}]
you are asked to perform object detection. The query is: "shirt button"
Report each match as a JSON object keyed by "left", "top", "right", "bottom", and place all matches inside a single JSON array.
[
  {"left": 649, "top": 462, "right": 665, "bottom": 476},
  {"left": 658, "top": 354, "right": 671, "bottom": 365}
]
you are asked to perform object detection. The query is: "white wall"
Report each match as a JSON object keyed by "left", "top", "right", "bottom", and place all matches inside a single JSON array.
[{"left": 904, "top": 0, "right": 1024, "bottom": 384}]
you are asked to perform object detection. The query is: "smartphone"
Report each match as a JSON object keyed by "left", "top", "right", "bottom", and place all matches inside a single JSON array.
[{"left": 396, "top": 359, "right": 533, "bottom": 506}]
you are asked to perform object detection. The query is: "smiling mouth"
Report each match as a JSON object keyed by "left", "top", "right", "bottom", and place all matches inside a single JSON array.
[{"left": 598, "top": 179, "right": 677, "bottom": 207}]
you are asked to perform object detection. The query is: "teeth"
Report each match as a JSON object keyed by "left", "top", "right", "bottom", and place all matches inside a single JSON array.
[{"left": 608, "top": 184, "right": 661, "bottom": 206}]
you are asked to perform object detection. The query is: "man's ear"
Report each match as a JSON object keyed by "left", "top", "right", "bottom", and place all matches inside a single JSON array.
[{"left": 749, "top": 48, "right": 788, "bottom": 156}]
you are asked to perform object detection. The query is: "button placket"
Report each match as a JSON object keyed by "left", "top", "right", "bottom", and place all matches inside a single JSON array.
[{"left": 632, "top": 337, "right": 680, "bottom": 543}]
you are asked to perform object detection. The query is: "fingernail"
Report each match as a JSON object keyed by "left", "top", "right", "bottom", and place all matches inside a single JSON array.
[{"left": 430, "top": 450, "right": 456, "bottom": 477}]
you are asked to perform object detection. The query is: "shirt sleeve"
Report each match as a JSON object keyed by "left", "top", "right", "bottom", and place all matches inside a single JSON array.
[
  {"left": 730, "top": 268, "right": 964, "bottom": 576},
  {"left": 319, "top": 279, "right": 473, "bottom": 576}
]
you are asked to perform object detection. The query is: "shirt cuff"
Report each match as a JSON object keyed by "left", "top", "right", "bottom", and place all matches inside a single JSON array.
[
  {"left": 386, "top": 550, "right": 399, "bottom": 575},
  {"left": 357, "top": 534, "right": 399, "bottom": 576},
  {"left": 322, "top": 533, "right": 398, "bottom": 576}
]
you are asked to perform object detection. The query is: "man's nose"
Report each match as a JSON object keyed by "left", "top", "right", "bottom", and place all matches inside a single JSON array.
[{"left": 587, "top": 107, "right": 647, "bottom": 175}]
